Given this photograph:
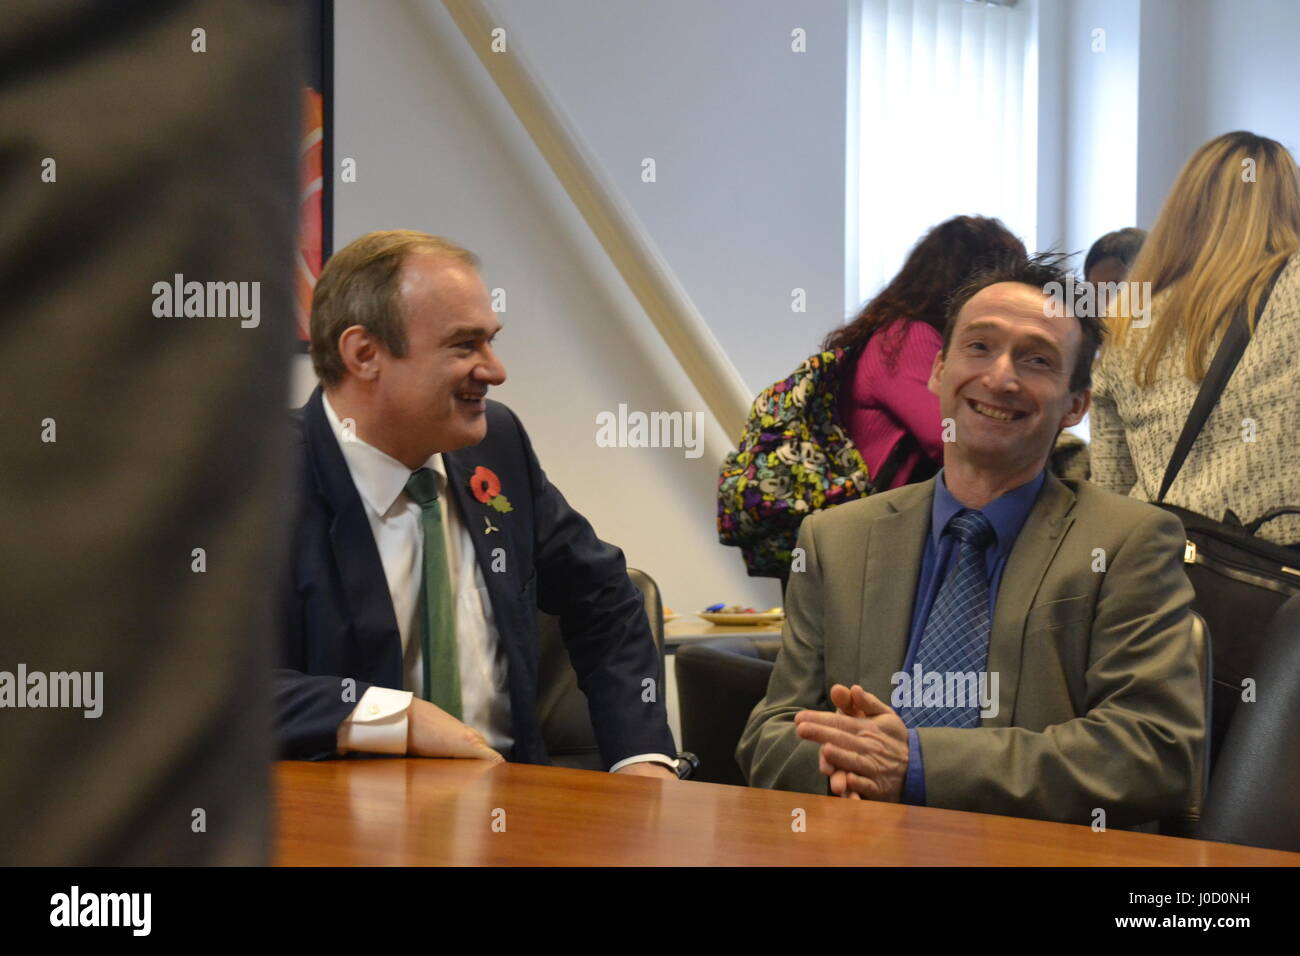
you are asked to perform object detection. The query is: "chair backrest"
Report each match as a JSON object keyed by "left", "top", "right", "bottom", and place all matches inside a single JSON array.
[
  {"left": 675, "top": 637, "right": 782, "bottom": 786},
  {"left": 535, "top": 568, "right": 664, "bottom": 770},
  {"left": 627, "top": 567, "right": 665, "bottom": 655},
  {"left": 1159, "top": 610, "right": 1212, "bottom": 837},
  {"left": 1198, "top": 594, "right": 1300, "bottom": 852}
]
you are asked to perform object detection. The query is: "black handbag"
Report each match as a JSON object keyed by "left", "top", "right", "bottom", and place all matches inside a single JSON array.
[{"left": 1153, "top": 261, "right": 1300, "bottom": 765}]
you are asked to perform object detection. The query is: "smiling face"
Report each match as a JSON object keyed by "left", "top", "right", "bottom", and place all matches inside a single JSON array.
[
  {"left": 929, "top": 282, "right": 1090, "bottom": 480},
  {"left": 369, "top": 252, "right": 506, "bottom": 464}
]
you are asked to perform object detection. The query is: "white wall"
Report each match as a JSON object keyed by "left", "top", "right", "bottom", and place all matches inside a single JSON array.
[
  {"left": 1034, "top": 0, "right": 1068, "bottom": 252},
  {"left": 1059, "top": 0, "right": 1142, "bottom": 265},
  {"left": 1191, "top": 0, "right": 1300, "bottom": 149},
  {"left": 486, "top": 0, "right": 851, "bottom": 394},
  {"left": 1045, "top": 0, "right": 1300, "bottom": 251},
  {"left": 1135, "top": 0, "right": 1200, "bottom": 228},
  {"left": 302, "top": 0, "right": 854, "bottom": 618},
  {"left": 1137, "top": 0, "right": 1300, "bottom": 227}
]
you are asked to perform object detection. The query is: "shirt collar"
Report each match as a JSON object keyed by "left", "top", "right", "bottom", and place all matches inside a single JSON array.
[
  {"left": 322, "top": 392, "right": 445, "bottom": 518},
  {"left": 930, "top": 467, "right": 1046, "bottom": 558}
]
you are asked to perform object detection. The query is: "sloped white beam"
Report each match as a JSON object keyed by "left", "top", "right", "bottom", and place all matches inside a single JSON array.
[{"left": 442, "top": 0, "right": 753, "bottom": 441}]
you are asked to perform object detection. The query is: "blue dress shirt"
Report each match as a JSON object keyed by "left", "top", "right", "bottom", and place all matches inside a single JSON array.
[{"left": 899, "top": 468, "right": 1047, "bottom": 805}]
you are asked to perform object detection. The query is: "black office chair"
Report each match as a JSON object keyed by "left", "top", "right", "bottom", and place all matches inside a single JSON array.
[
  {"left": 1197, "top": 594, "right": 1300, "bottom": 852},
  {"left": 1158, "top": 610, "right": 1212, "bottom": 838},
  {"left": 535, "top": 567, "right": 668, "bottom": 771},
  {"left": 675, "top": 636, "right": 781, "bottom": 786}
]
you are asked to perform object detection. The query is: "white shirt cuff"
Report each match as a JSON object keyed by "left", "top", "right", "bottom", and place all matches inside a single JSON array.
[
  {"left": 609, "top": 753, "right": 678, "bottom": 774},
  {"left": 336, "top": 686, "right": 413, "bottom": 755}
]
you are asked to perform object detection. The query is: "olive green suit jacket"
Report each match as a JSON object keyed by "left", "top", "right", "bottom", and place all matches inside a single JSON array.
[{"left": 737, "top": 473, "right": 1205, "bottom": 827}]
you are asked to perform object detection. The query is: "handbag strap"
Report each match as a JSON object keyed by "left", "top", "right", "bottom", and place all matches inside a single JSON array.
[
  {"left": 1157, "top": 261, "right": 1289, "bottom": 503},
  {"left": 1245, "top": 506, "right": 1300, "bottom": 535},
  {"left": 866, "top": 432, "right": 914, "bottom": 494}
]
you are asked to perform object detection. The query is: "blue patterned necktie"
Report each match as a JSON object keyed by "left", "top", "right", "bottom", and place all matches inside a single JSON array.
[{"left": 903, "top": 509, "right": 995, "bottom": 729}]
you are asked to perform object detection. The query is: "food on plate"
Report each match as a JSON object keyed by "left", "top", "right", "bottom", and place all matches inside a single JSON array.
[{"left": 702, "top": 604, "right": 783, "bottom": 615}]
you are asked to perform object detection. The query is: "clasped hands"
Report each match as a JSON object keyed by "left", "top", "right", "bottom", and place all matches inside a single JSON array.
[{"left": 795, "top": 684, "right": 909, "bottom": 802}]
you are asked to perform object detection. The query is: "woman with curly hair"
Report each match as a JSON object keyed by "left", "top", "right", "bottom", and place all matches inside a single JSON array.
[{"left": 827, "top": 215, "right": 1027, "bottom": 491}]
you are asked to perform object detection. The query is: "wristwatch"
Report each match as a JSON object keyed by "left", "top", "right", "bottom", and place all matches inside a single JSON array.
[{"left": 673, "top": 752, "right": 700, "bottom": 780}]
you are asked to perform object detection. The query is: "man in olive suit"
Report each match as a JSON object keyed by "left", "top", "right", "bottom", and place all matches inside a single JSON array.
[{"left": 739, "top": 255, "right": 1204, "bottom": 827}]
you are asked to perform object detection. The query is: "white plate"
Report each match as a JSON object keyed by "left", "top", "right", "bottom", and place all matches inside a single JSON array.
[{"left": 697, "top": 611, "right": 784, "bottom": 626}]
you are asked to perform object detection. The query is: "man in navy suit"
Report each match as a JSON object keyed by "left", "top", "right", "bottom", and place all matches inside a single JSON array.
[{"left": 276, "top": 230, "right": 677, "bottom": 777}]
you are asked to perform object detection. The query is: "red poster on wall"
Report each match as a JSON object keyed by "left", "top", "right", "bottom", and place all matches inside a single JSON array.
[
  {"left": 297, "top": 88, "right": 324, "bottom": 340},
  {"left": 298, "top": 0, "right": 332, "bottom": 344}
]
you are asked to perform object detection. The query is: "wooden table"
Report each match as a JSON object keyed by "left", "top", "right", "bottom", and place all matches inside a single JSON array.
[{"left": 275, "top": 759, "right": 1300, "bottom": 866}]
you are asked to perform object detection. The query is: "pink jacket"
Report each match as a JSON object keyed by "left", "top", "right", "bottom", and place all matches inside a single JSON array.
[{"left": 837, "top": 320, "right": 945, "bottom": 490}]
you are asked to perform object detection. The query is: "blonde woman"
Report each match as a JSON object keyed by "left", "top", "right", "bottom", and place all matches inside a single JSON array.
[{"left": 1091, "top": 131, "right": 1300, "bottom": 550}]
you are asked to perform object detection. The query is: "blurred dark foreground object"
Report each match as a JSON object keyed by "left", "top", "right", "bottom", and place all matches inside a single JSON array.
[
  {"left": 0, "top": 0, "right": 302, "bottom": 863},
  {"left": 1199, "top": 594, "right": 1300, "bottom": 852}
]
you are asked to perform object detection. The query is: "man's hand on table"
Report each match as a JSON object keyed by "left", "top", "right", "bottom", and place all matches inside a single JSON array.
[
  {"left": 613, "top": 762, "right": 677, "bottom": 780},
  {"left": 407, "top": 698, "right": 505, "bottom": 762},
  {"left": 795, "top": 684, "right": 909, "bottom": 802}
]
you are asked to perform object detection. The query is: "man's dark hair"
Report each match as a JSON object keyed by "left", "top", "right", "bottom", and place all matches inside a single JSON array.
[
  {"left": 1083, "top": 227, "right": 1147, "bottom": 277},
  {"left": 942, "top": 252, "right": 1106, "bottom": 392}
]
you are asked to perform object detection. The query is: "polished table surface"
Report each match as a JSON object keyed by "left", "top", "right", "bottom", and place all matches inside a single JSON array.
[{"left": 275, "top": 759, "right": 1300, "bottom": 866}]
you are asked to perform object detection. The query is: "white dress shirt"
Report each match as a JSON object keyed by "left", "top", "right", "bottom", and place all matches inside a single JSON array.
[
  {"left": 326, "top": 394, "right": 512, "bottom": 755},
  {"left": 324, "top": 395, "right": 673, "bottom": 773}
]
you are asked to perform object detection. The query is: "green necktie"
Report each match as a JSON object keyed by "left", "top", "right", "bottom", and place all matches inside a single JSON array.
[{"left": 404, "top": 468, "right": 461, "bottom": 719}]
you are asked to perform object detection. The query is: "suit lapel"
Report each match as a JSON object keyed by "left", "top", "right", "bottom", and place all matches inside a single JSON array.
[
  {"left": 303, "top": 388, "right": 403, "bottom": 683},
  {"left": 984, "top": 473, "right": 1076, "bottom": 727},
  {"left": 856, "top": 480, "right": 933, "bottom": 694},
  {"left": 442, "top": 447, "right": 525, "bottom": 636},
  {"left": 444, "top": 434, "right": 535, "bottom": 762}
]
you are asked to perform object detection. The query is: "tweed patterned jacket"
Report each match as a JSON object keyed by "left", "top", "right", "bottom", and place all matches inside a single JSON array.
[{"left": 1091, "top": 252, "right": 1300, "bottom": 546}]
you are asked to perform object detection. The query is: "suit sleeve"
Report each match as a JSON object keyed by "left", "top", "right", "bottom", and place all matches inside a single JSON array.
[
  {"left": 272, "top": 526, "right": 376, "bottom": 760},
  {"left": 507, "top": 409, "right": 676, "bottom": 767},
  {"left": 917, "top": 507, "right": 1204, "bottom": 826},
  {"left": 273, "top": 669, "right": 375, "bottom": 760},
  {"left": 735, "top": 516, "right": 831, "bottom": 792}
]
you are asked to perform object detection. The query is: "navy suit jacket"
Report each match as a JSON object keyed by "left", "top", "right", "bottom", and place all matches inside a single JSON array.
[{"left": 275, "top": 387, "right": 675, "bottom": 765}]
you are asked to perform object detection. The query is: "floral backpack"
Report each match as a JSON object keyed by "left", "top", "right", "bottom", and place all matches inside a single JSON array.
[{"left": 716, "top": 348, "right": 913, "bottom": 578}]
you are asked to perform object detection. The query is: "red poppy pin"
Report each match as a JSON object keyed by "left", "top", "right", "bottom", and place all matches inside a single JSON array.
[{"left": 470, "top": 466, "right": 513, "bottom": 514}]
